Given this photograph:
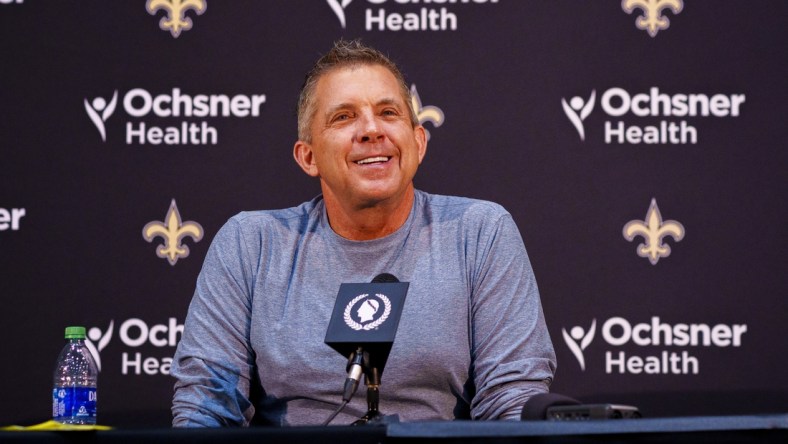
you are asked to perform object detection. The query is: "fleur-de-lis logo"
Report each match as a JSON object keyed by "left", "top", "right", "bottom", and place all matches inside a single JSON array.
[
  {"left": 410, "top": 84, "right": 444, "bottom": 141},
  {"left": 143, "top": 199, "right": 204, "bottom": 266},
  {"left": 622, "top": 0, "right": 683, "bottom": 37},
  {"left": 623, "top": 198, "right": 685, "bottom": 265},
  {"left": 146, "top": 0, "right": 207, "bottom": 38}
]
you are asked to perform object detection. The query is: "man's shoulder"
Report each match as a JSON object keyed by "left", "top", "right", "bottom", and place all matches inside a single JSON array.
[
  {"left": 417, "top": 190, "right": 510, "bottom": 220},
  {"left": 225, "top": 196, "right": 323, "bottom": 233}
]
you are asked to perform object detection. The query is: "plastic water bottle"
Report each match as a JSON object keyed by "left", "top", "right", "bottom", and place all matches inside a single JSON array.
[{"left": 52, "top": 326, "right": 98, "bottom": 424}]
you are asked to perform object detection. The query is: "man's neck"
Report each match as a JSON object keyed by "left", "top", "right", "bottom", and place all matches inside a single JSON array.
[{"left": 323, "top": 187, "right": 415, "bottom": 241}]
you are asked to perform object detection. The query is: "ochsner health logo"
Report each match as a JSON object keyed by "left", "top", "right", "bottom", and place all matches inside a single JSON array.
[
  {"left": 327, "top": 0, "right": 501, "bottom": 32},
  {"left": 87, "top": 318, "right": 184, "bottom": 376},
  {"left": 84, "top": 91, "right": 118, "bottom": 142},
  {"left": 327, "top": 0, "right": 353, "bottom": 28},
  {"left": 85, "top": 321, "right": 114, "bottom": 371},
  {"left": 84, "top": 88, "right": 266, "bottom": 145},
  {"left": 562, "top": 316, "right": 748, "bottom": 375},
  {"left": 561, "top": 87, "right": 745, "bottom": 144},
  {"left": 562, "top": 319, "right": 596, "bottom": 371},
  {"left": 561, "top": 90, "right": 595, "bottom": 141}
]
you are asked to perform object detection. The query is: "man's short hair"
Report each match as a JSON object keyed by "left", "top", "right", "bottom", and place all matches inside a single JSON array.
[{"left": 297, "top": 39, "right": 418, "bottom": 143}]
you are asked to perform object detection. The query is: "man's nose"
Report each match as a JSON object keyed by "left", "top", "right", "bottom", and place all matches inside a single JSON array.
[{"left": 356, "top": 112, "right": 384, "bottom": 143}]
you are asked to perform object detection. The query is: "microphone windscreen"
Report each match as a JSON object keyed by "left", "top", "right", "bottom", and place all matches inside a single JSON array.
[
  {"left": 372, "top": 273, "right": 399, "bottom": 283},
  {"left": 521, "top": 393, "right": 581, "bottom": 420}
]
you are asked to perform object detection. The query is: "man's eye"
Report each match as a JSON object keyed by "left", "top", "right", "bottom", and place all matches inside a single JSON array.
[
  {"left": 332, "top": 114, "right": 351, "bottom": 122},
  {"left": 382, "top": 109, "right": 398, "bottom": 116}
]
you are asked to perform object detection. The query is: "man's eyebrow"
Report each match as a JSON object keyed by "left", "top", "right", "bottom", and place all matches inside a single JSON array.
[
  {"left": 376, "top": 98, "right": 404, "bottom": 109},
  {"left": 323, "top": 98, "right": 403, "bottom": 120},
  {"left": 323, "top": 102, "right": 356, "bottom": 120}
]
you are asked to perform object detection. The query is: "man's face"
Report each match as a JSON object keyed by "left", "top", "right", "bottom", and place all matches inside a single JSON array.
[{"left": 294, "top": 64, "right": 427, "bottom": 210}]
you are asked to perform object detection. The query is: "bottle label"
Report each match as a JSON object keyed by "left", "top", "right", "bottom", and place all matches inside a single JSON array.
[{"left": 52, "top": 387, "right": 97, "bottom": 421}]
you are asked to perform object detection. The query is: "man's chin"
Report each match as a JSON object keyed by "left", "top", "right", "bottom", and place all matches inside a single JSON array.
[{"left": 353, "top": 185, "right": 413, "bottom": 209}]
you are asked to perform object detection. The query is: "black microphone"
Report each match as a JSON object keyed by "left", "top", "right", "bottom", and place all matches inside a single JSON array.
[
  {"left": 371, "top": 273, "right": 399, "bottom": 283},
  {"left": 358, "top": 273, "right": 399, "bottom": 422},
  {"left": 339, "top": 274, "right": 400, "bottom": 402},
  {"left": 521, "top": 393, "right": 641, "bottom": 420},
  {"left": 324, "top": 273, "right": 409, "bottom": 425},
  {"left": 342, "top": 346, "right": 365, "bottom": 402},
  {"left": 521, "top": 393, "right": 581, "bottom": 420}
]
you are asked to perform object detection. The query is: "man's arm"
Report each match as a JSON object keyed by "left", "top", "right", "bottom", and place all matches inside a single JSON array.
[
  {"left": 468, "top": 212, "right": 557, "bottom": 420},
  {"left": 171, "top": 218, "right": 258, "bottom": 427}
]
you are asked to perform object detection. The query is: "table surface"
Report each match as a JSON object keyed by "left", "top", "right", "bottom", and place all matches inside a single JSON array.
[{"left": 1, "top": 414, "right": 786, "bottom": 444}]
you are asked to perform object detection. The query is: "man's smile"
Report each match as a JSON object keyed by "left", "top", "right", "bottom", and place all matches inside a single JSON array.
[{"left": 354, "top": 156, "right": 392, "bottom": 165}]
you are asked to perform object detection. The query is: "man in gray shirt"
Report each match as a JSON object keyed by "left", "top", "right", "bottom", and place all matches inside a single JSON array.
[{"left": 171, "top": 39, "right": 556, "bottom": 427}]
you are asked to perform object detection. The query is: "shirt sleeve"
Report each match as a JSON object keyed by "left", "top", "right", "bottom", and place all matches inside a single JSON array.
[
  {"left": 171, "top": 218, "right": 258, "bottom": 427},
  {"left": 468, "top": 212, "right": 557, "bottom": 420}
]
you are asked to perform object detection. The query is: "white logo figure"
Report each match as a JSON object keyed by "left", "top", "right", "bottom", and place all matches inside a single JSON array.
[
  {"left": 85, "top": 321, "right": 114, "bottom": 371},
  {"left": 327, "top": 0, "right": 353, "bottom": 28},
  {"left": 561, "top": 90, "right": 596, "bottom": 141},
  {"left": 562, "top": 319, "right": 596, "bottom": 371},
  {"left": 357, "top": 299, "right": 380, "bottom": 323},
  {"left": 84, "top": 91, "right": 118, "bottom": 142},
  {"left": 343, "top": 293, "right": 391, "bottom": 331}
]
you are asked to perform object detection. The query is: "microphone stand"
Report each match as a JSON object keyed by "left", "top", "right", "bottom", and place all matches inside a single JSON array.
[
  {"left": 352, "top": 365, "right": 383, "bottom": 425},
  {"left": 339, "top": 348, "right": 396, "bottom": 426},
  {"left": 325, "top": 273, "right": 406, "bottom": 426}
]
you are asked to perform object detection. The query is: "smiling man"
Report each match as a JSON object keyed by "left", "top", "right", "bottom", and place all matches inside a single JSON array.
[
  {"left": 171, "top": 40, "right": 556, "bottom": 427},
  {"left": 293, "top": 60, "right": 426, "bottom": 240}
]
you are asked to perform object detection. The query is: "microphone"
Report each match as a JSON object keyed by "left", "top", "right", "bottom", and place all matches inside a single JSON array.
[
  {"left": 357, "top": 273, "right": 399, "bottom": 422},
  {"left": 342, "top": 346, "right": 365, "bottom": 402},
  {"left": 340, "top": 273, "right": 401, "bottom": 402},
  {"left": 371, "top": 273, "right": 399, "bottom": 283},
  {"left": 521, "top": 393, "right": 581, "bottom": 420},
  {"left": 323, "top": 273, "right": 409, "bottom": 425},
  {"left": 521, "top": 393, "right": 641, "bottom": 420}
]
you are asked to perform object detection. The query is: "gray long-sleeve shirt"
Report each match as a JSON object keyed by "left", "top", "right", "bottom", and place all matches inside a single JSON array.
[{"left": 171, "top": 190, "right": 556, "bottom": 426}]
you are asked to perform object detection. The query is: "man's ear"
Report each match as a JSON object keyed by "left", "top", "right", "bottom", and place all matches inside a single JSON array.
[
  {"left": 293, "top": 140, "right": 320, "bottom": 177},
  {"left": 415, "top": 125, "right": 427, "bottom": 164}
]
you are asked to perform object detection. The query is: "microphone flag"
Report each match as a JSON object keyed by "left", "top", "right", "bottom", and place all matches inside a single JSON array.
[{"left": 324, "top": 278, "right": 409, "bottom": 376}]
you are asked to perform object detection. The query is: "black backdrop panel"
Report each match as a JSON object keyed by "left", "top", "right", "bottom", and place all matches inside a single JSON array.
[{"left": 0, "top": 1, "right": 785, "bottom": 427}]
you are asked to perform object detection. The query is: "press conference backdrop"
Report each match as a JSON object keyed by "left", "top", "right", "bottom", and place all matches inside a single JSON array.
[{"left": 1, "top": 1, "right": 785, "bottom": 428}]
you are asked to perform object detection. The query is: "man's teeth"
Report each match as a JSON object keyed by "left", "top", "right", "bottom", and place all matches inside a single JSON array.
[{"left": 356, "top": 156, "right": 389, "bottom": 165}]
